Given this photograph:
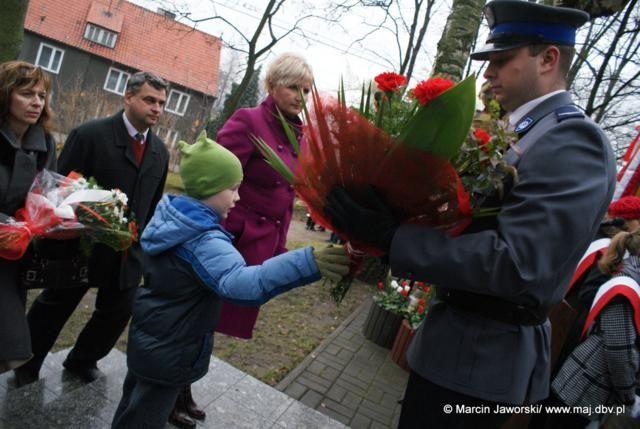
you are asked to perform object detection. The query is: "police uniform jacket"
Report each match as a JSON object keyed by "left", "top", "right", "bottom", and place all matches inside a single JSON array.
[{"left": 393, "top": 91, "right": 616, "bottom": 403}]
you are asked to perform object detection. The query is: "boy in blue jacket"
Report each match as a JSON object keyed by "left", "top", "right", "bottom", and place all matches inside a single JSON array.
[{"left": 111, "top": 132, "right": 349, "bottom": 429}]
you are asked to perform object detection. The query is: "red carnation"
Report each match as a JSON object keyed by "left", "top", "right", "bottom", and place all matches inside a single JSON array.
[
  {"left": 411, "top": 77, "right": 455, "bottom": 106},
  {"left": 374, "top": 72, "right": 407, "bottom": 93},
  {"left": 473, "top": 128, "right": 492, "bottom": 153}
]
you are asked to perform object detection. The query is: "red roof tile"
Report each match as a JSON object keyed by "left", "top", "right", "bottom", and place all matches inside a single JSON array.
[{"left": 25, "top": 0, "right": 221, "bottom": 96}]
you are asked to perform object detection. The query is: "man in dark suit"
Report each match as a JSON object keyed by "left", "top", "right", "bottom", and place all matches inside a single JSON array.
[
  {"left": 15, "top": 71, "right": 169, "bottom": 385},
  {"left": 326, "top": 1, "right": 617, "bottom": 428}
]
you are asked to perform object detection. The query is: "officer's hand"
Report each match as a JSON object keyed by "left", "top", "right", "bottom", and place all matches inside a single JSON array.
[
  {"left": 313, "top": 246, "right": 351, "bottom": 282},
  {"left": 325, "top": 186, "right": 398, "bottom": 252}
]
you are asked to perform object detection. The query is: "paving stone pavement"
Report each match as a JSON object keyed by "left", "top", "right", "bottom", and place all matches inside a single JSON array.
[
  {"left": 0, "top": 348, "right": 347, "bottom": 429},
  {"left": 277, "top": 298, "right": 410, "bottom": 429}
]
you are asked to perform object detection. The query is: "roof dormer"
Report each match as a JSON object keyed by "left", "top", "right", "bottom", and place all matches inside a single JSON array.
[{"left": 83, "top": 1, "right": 123, "bottom": 48}]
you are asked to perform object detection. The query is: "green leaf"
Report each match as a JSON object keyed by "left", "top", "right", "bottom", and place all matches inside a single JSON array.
[
  {"left": 399, "top": 75, "right": 476, "bottom": 159},
  {"left": 275, "top": 107, "right": 300, "bottom": 155},
  {"left": 250, "top": 134, "right": 294, "bottom": 184},
  {"left": 364, "top": 81, "right": 372, "bottom": 117}
]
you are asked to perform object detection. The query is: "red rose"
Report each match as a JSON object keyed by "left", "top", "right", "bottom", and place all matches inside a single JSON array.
[
  {"left": 377, "top": 281, "right": 384, "bottom": 290},
  {"left": 411, "top": 77, "right": 455, "bottom": 106},
  {"left": 418, "top": 305, "right": 425, "bottom": 313},
  {"left": 473, "top": 128, "right": 491, "bottom": 153},
  {"left": 418, "top": 298, "right": 426, "bottom": 306},
  {"left": 374, "top": 72, "right": 407, "bottom": 93},
  {"left": 400, "top": 289, "right": 409, "bottom": 296},
  {"left": 402, "top": 280, "right": 409, "bottom": 286}
]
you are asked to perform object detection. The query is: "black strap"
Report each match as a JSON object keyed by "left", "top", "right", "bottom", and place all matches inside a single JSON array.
[{"left": 437, "top": 289, "right": 549, "bottom": 326}]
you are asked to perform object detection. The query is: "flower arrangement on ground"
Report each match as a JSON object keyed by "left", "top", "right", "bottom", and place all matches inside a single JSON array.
[
  {"left": 254, "top": 71, "right": 513, "bottom": 302},
  {"left": 0, "top": 169, "right": 137, "bottom": 260},
  {"left": 375, "top": 278, "right": 435, "bottom": 329}
]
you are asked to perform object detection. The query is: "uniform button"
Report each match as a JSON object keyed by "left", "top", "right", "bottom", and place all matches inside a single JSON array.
[
  {"left": 275, "top": 220, "right": 282, "bottom": 226},
  {"left": 277, "top": 144, "right": 284, "bottom": 152},
  {"left": 275, "top": 181, "right": 282, "bottom": 187},
  {"left": 259, "top": 216, "right": 267, "bottom": 223},
  {"left": 288, "top": 184, "right": 294, "bottom": 191}
]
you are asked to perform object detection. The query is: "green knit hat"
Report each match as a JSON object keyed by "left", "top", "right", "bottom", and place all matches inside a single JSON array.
[{"left": 179, "top": 130, "right": 243, "bottom": 199}]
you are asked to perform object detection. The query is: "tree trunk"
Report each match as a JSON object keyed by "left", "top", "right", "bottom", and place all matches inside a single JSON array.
[
  {"left": 431, "top": 0, "right": 485, "bottom": 81},
  {"left": 0, "top": 0, "right": 29, "bottom": 63},
  {"left": 554, "top": 0, "right": 631, "bottom": 18}
]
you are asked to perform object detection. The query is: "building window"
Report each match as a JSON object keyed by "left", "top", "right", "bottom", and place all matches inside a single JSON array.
[
  {"left": 165, "top": 90, "right": 190, "bottom": 116},
  {"left": 84, "top": 23, "right": 118, "bottom": 48},
  {"left": 35, "top": 43, "right": 64, "bottom": 74},
  {"left": 157, "top": 126, "right": 180, "bottom": 148},
  {"left": 104, "top": 67, "right": 130, "bottom": 95}
]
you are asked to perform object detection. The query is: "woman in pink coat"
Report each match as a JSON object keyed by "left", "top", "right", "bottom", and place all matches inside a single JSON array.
[{"left": 214, "top": 53, "right": 313, "bottom": 340}]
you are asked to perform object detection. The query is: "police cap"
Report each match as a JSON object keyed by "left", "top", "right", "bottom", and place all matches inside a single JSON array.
[{"left": 470, "top": 0, "right": 589, "bottom": 61}]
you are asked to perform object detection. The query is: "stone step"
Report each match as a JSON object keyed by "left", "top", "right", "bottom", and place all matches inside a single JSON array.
[
  {"left": 0, "top": 349, "right": 347, "bottom": 429},
  {"left": 0, "top": 348, "right": 126, "bottom": 428}
]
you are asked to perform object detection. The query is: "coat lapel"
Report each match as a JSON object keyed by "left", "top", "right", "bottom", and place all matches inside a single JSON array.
[
  {"left": 112, "top": 111, "right": 139, "bottom": 170},
  {"left": 139, "top": 133, "right": 160, "bottom": 176}
]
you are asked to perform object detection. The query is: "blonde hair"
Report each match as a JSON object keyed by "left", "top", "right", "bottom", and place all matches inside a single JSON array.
[
  {"left": 264, "top": 53, "right": 313, "bottom": 91},
  {"left": 598, "top": 230, "right": 640, "bottom": 274}
]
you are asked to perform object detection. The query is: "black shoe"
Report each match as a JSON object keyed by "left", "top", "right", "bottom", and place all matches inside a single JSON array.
[
  {"left": 168, "top": 406, "right": 196, "bottom": 429},
  {"left": 181, "top": 385, "right": 206, "bottom": 421},
  {"left": 62, "top": 359, "right": 104, "bottom": 382},
  {"left": 13, "top": 367, "right": 39, "bottom": 387}
]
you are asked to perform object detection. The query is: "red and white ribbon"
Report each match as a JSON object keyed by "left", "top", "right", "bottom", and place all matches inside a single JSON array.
[{"left": 581, "top": 275, "right": 640, "bottom": 338}]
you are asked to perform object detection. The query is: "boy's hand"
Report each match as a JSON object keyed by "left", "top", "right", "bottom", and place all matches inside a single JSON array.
[{"left": 313, "top": 246, "right": 351, "bottom": 282}]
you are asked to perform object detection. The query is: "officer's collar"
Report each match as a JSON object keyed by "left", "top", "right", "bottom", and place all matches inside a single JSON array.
[
  {"left": 509, "top": 91, "right": 573, "bottom": 135},
  {"left": 509, "top": 90, "right": 565, "bottom": 129}
]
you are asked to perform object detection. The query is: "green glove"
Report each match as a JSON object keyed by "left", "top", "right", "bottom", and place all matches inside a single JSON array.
[{"left": 313, "top": 245, "right": 351, "bottom": 282}]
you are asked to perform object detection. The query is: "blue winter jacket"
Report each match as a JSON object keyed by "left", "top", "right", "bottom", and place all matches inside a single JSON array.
[{"left": 127, "top": 195, "right": 320, "bottom": 385}]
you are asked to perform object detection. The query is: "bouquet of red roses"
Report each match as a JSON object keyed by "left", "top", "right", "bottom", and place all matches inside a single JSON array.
[
  {"left": 0, "top": 169, "right": 137, "bottom": 260},
  {"left": 254, "top": 72, "right": 511, "bottom": 302}
]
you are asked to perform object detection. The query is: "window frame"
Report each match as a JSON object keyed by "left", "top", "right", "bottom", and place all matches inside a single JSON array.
[
  {"left": 103, "top": 67, "right": 131, "bottom": 96},
  {"left": 35, "top": 43, "right": 65, "bottom": 74},
  {"left": 84, "top": 23, "right": 118, "bottom": 48},
  {"left": 165, "top": 89, "right": 190, "bottom": 116}
]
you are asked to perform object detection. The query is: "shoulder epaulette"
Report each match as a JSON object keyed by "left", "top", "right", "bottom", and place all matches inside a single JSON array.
[{"left": 556, "top": 105, "right": 584, "bottom": 122}]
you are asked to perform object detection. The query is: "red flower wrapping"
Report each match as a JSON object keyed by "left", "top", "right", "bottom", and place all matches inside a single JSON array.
[
  {"left": 374, "top": 72, "right": 407, "bottom": 93},
  {"left": 411, "top": 77, "right": 455, "bottom": 106}
]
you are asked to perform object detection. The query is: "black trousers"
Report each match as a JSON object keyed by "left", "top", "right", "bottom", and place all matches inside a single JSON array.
[
  {"left": 399, "top": 371, "right": 512, "bottom": 429},
  {"left": 112, "top": 370, "right": 182, "bottom": 429},
  {"left": 21, "top": 285, "right": 136, "bottom": 374}
]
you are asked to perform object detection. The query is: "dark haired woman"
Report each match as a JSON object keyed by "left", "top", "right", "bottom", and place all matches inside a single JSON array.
[{"left": 0, "top": 61, "right": 56, "bottom": 374}]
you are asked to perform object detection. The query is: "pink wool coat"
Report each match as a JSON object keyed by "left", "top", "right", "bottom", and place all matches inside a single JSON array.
[{"left": 214, "top": 95, "right": 303, "bottom": 338}]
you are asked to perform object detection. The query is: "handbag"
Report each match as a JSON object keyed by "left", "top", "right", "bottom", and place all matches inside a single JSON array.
[{"left": 20, "top": 238, "right": 89, "bottom": 290}]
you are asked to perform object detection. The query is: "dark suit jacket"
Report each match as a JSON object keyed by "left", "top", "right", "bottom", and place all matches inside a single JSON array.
[
  {"left": 392, "top": 92, "right": 617, "bottom": 404},
  {"left": 58, "top": 111, "right": 168, "bottom": 290}
]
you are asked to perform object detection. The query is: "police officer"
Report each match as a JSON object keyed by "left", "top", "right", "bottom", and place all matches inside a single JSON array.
[{"left": 326, "top": 1, "right": 616, "bottom": 427}]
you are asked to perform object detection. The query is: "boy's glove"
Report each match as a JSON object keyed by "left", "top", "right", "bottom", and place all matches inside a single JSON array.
[
  {"left": 325, "top": 186, "right": 398, "bottom": 252},
  {"left": 313, "top": 246, "right": 351, "bottom": 282}
]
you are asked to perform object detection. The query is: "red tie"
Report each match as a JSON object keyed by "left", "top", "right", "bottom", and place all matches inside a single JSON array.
[{"left": 131, "top": 133, "right": 145, "bottom": 166}]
